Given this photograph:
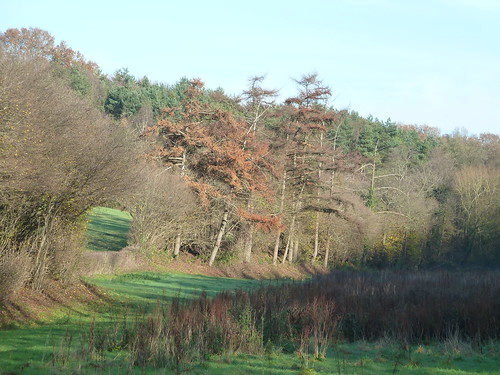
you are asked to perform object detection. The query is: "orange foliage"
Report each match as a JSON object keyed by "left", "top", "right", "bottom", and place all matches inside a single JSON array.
[
  {"left": 1, "top": 28, "right": 99, "bottom": 74},
  {"left": 185, "top": 177, "right": 221, "bottom": 207},
  {"left": 238, "top": 208, "right": 284, "bottom": 233}
]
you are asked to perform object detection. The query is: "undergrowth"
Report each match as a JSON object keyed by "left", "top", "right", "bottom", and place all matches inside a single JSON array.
[{"left": 78, "top": 270, "right": 500, "bottom": 373}]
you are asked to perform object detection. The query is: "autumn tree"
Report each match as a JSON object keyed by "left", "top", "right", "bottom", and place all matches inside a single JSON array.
[
  {"left": 277, "top": 74, "right": 335, "bottom": 264},
  {"left": 126, "top": 166, "right": 199, "bottom": 255},
  {"left": 144, "top": 79, "right": 276, "bottom": 265},
  {"left": 239, "top": 76, "right": 278, "bottom": 262},
  {"left": 451, "top": 166, "right": 500, "bottom": 264},
  {"left": 0, "top": 27, "right": 98, "bottom": 71}
]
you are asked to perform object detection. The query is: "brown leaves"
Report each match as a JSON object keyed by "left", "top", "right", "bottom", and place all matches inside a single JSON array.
[
  {"left": 146, "top": 80, "right": 272, "bottom": 203},
  {"left": 185, "top": 177, "right": 221, "bottom": 207},
  {"left": 238, "top": 208, "right": 284, "bottom": 232},
  {"left": 0, "top": 28, "right": 98, "bottom": 74}
]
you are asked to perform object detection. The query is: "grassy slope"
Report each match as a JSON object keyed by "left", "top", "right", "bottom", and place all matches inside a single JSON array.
[
  {"left": 0, "top": 272, "right": 268, "bottom": 374},
  {"left": 85, "top": 206, "right": 132, "bottom": 251},
  {"left": 1, "top": 207, "right": 499, "bottom": 374}
]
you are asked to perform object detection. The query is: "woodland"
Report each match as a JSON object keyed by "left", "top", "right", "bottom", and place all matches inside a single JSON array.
[
  {"left": 1, "top": 27, "right": 500, "bottom": 375},
  {"left": 1, "top": 27, "right": 499, "bottom": 301}
]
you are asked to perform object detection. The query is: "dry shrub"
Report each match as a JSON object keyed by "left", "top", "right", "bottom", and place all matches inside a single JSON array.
[
  {"left": 86, "top": 270, "right": 500, "bottom": 372},
  {"left": 127, "top": 166, "right": 199, "bottom": 254},
  {"left": 49, "top": 221, "right": 86, "bottom": 284},
  {"left": 0, "top": 50, "right": 140, "bottom": 291},
  {"left": 0, "top": 249, "right": 31, "bottom": 303},
  {"left": 82, "top": 247, "right": 143, "bottom": 275}
]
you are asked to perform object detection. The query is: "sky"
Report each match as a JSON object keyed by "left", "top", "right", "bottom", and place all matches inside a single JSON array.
[{"left": 1, "top": 0, "right": 499, "bottom": 135}]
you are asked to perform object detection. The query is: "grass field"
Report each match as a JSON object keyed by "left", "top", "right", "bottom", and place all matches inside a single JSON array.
[
  {"left": 85, "top": 206, "right": 132, "bottom": 251},
  {"left": 1, "top": 207, "right": 498, "bottom": 374},
  {"left": 0, "top": 272, "right": 269, "bottom": 374},
  {"left": 1, "top": 271, "right": 498, "bottom": 374}
]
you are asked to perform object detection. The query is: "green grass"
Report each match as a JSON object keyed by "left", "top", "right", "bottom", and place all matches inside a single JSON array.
[
  {"left": 1, "top": 271, "right": 499, "bottom": 374},
  {"left": 89, "top": 271, "right": 277, "bottom": 305},
  {"left": 0, "top": 272, "right": 270, "bottom": 374},
  {"left": 85, "top": 206, "right": 132, "bottom": 251}
]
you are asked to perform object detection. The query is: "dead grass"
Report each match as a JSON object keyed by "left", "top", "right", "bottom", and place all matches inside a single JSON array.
[
  {"left": 0, "top": 279, "right": 110, "bottom": 328},
  {"left": 150, "top": 252, "right": 327, "bottom": 280}
]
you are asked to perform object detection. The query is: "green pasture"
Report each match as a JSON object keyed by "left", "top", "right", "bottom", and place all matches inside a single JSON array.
[
  {"left": 90, "top": 272, "right": 276, "bottom": 306},
  {"left": 0, "top": 272, "right": 267, "bottom": 374},
  {"left": 85, "top": 206, "right": 132, "bottom": 251}
]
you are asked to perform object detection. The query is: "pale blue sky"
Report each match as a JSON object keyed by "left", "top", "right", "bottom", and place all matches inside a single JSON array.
[{"left": 1, "top": 0, "right": 499, "bottom": 135}]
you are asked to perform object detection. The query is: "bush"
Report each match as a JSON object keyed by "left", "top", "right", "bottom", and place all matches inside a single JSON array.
[
  {"left": 0, "top": 249, "right": 31, "bottom": 303},
  {"left": 127, "top": 167, "right": 198, "bottom": 255},
  {"left": 0, "top": 48, "right": 140, "bottom": 291}
]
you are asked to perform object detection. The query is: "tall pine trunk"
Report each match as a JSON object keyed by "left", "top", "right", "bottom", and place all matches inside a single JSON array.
[
  {"left": 273, "top": 170, "right": 287, "bottom": 265},
  {"left": 312, "top": 132, "right": 323, "bottom": 263},
  {"left": 324, "top": 221, "right": 332, "bottom": 267},
  {"left": 243, "top": 195, "right": 254, "bottom": 263},
  {"left": 312, "top": 212, "right": 320, "bottom": 262},
  {"left": 208, "top": 208, "right": 229, "bottom": 267},
  {"left": 173, "top": 228, "right": 181, "bottom": 257},
  {"left": 243, "top": 223, "right": 254, "bottom": 263},
  {"left": 282, "top": 212, "right": 296, "bottom": 264}
]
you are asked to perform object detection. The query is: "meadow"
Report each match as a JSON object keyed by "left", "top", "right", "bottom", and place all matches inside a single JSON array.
[
  {"left": 1, "top": 271, "right": 499, "bottom": 375},
  {"left": 0, "top": 207, "right": 499, "bottom": 374},
  {"left": 85, "top": 207, "right": 132, "bottom": 252}
]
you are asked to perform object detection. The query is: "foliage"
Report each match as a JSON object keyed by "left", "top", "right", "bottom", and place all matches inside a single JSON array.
[
  {"left": 126, "top": 167, "right": 199, "bottom": 254},
  {"left": 1, "top": 26, "right": 499, "bottom": 275},
  {"left": 1, "top": 270, "right": 499, "bottom": 374}
]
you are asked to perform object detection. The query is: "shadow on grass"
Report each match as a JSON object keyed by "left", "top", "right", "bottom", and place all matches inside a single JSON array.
[
  {"left": 85, "top": 207, "right": 132, "bottom": 252},
  {"left": 88, "top": 272, "right": 277, "bottom": 311}
]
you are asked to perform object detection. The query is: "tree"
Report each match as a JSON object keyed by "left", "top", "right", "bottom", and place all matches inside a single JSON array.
[
  {"left": 126, "top": 165, "right": 198, "bottom": 254},
  {"left": 452, "top": 166, "right": 500, "bottom": 264},
  {"left": 240, "top": 75, "right": 278, "bottom": 262},
  {"left": 144, "top": 79, "right": 275, "bottom": 265},
  {"left": 279, "top": 73, "right": 333, "bottom": 264},
  {"left": 0, "top": 27, "right": 98, "bottom": 72},
  {"left": 0, "top": 51, "right": 138, "bottom": 292}
]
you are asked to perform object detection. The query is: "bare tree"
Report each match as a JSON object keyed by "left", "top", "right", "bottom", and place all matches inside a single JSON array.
[{"left": 0, "top": 51, "right": 139, "bottom": 291}]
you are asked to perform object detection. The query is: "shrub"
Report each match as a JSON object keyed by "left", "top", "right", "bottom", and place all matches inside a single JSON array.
[
  {"left": 0, "top": 50, "right": 140, "bottom": 291},
  {"left": 0, "top": 249, "right": 31, "bottom": 303}
]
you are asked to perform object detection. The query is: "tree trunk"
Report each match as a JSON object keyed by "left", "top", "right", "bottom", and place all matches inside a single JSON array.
[
  {"left": 282, "top": 212, "right": 296, "bottom": 264},
  {"left": 273, "top": 170, "right": 287, "bottom": 265},
  {"left": 31, "top": 203, "right": 55, "bottom": 291},
  {"left": 292, "top": 238, "right": 299, "bottom": 262},
  {"left": 173, "top": 229, "right": 181, "bottom": 257},
  {"left": 243, "top": 223, "right": 254, "bottom": 263},
  {"left": 272, "top": 233, "right": 281, "bottom": 265},
  {"left": 312, "top": 132, "right": 323, "bottom": 263},
  {"left": 208, "top": 208, "right": 229, "bottom": 267},
  {"left": 368, "top": 141, "right": 379, "bottom": 208},
  {"left": 243, "top": 195, "right": 254, "bottom": 263},
  {"left": 290, "top": 239, "right": 295, "bottom": 263},
  {"left": 312, "top": 212, "right": 320, "bottom": 262},
  {"left": 324, "top": 228, "right": 331, "bottom": 268}
]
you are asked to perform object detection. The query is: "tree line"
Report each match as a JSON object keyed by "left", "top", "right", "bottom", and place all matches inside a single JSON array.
[{"left": 1, "top": 28, "right": 499, "bottom": 298}]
